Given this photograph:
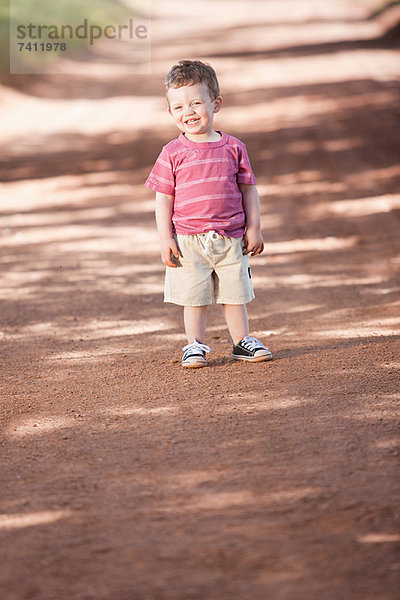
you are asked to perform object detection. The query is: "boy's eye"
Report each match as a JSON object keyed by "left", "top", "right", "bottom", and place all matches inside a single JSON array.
[
  {"left": 173, "top": 106, "right": 182, "bottom": 111},
  {"left": 192, "top": 101, "right": 201, "bottom": 106}
]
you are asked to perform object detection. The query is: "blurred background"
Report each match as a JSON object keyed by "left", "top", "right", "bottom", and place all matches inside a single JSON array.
[{"left": 1, "top": 0, "right": 399, "bottom": 338}]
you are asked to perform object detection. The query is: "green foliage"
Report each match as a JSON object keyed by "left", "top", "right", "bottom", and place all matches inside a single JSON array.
[
  {"left": 10, "top": 0, "right": 130, "bottom": 25},
  {"left": 1, "top": 0, "right": 135, "bottom": 79},
  {"left": 0, "top": 1, "right": 9, "bottom": 78}
]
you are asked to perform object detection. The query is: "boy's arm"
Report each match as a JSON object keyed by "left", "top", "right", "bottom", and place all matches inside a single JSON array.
[
  {"left": 155, "top": 192, "right": 179, "bottom": 267},
  {"left": 239, "top": 183, "right": 264, "bottom": 256}
]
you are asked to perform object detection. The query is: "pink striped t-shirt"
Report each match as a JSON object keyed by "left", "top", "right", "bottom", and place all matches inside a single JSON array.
[{"left": 144, "top": 131, "right": 257, "bottom": 237}]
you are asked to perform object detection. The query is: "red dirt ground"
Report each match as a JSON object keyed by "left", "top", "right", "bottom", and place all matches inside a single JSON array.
[{"left": 1, "top": 1, "right": 400, "bottom": 599}]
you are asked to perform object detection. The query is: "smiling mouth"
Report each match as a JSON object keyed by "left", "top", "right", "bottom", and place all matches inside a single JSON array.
[{"left": 185, "top": 118, "right": 200, "bottom": 125}]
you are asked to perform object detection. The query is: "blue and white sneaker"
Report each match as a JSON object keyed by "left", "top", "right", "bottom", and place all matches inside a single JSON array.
[
  {"left": 182, "top": 340, "right": 211, "bottom": 368},
  {"left": 232, "top": 336, "right": 273, "bottom": 362}
]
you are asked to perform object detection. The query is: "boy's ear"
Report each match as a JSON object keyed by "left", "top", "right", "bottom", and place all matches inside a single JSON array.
[
  {"left": 167, "top": 106, "right": 172, "bottom": 116},
  {"left": 214, "top": 96, "right": 223, "bottom": 113}
]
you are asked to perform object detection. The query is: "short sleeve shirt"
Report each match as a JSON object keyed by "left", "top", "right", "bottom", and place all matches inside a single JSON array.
[{"left": 144, "top": 131, "right": 257, "bottom": 237}]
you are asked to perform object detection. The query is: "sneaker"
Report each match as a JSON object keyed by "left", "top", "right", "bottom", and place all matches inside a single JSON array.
[
  {"left": 182, "top": 340, "right": 211, "bottom": 368},
  {"left": 232, "top": 336, "right": 273, "bottom": 362}
]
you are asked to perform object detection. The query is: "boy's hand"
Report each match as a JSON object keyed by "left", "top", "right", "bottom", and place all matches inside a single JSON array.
[
  {"left": 160, "top": 237, "right": 180, "bottom": 267},
  {"left": 243, "top": 227, "right": 264, "bottom": 256}
]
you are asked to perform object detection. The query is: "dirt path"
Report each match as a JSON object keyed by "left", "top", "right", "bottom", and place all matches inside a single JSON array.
[{"left": 1, "top": 1, "right": 400, "bottom": 599}]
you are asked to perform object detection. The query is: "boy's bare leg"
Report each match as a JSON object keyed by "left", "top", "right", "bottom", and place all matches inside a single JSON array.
[
  {"left": 184, "top": 306, "right": 208, "bottom": 344},
  {"left": 222, "top": 304, "right": 249, "bottom": 344}
]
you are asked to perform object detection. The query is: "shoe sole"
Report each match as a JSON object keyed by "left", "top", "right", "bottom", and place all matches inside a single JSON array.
[
  {"left": 182, "top": 361, "right": 207, "bottom": 368},
  {"left": 232, "top": 353, "right": 273, "bottom": 362}
]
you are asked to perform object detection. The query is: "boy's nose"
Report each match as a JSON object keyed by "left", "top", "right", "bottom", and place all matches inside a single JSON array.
[{"left": 184, "top": 105, "right": 195, "bottom": 116}]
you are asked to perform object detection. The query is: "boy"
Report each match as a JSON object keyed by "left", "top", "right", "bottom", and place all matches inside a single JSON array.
[{"left": 145, "top": 59, "right": 272, "bottom": 368}]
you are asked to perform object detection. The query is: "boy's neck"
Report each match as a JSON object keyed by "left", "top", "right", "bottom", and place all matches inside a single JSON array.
[{"left": 183, "top": 129, "right": 222, "bottom": 143}]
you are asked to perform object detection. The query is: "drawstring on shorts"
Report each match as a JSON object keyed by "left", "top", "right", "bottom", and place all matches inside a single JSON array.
[{"left": 202, "top": 230, "right": 221, "bottom": 256}]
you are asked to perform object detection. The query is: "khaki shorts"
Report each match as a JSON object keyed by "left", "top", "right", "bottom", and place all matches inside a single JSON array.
[{"left": 164, "top": 232, "right": 255, "bottom": 306}]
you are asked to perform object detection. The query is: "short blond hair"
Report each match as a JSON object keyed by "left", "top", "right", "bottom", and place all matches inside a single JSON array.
[{"left": 165, "top": 60, "right": 220, "bottom": 102}]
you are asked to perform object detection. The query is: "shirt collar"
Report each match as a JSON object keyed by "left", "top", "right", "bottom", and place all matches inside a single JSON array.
[{"left": 178, "top": 131, "right": 228, "bottom": 149}]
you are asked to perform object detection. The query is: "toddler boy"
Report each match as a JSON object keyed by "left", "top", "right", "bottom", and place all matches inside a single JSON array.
[{"left": 145, "top": 59, "right": 272, "bottom": 368}]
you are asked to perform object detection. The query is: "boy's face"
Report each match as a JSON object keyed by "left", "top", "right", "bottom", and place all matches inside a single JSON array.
[{"left": 167, "top": 82, "right": 222, "bottom": 139}]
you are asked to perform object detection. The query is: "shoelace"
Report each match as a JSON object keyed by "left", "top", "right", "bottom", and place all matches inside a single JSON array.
[
  {"left": 182, "top": 340, "right": 211, "bottom": 354},
  {"left": 202, "top": 230, "right": 220, "bottom": 256},
  {"left": 240, "top": 336, "right": 267, "bottom": 350}
]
